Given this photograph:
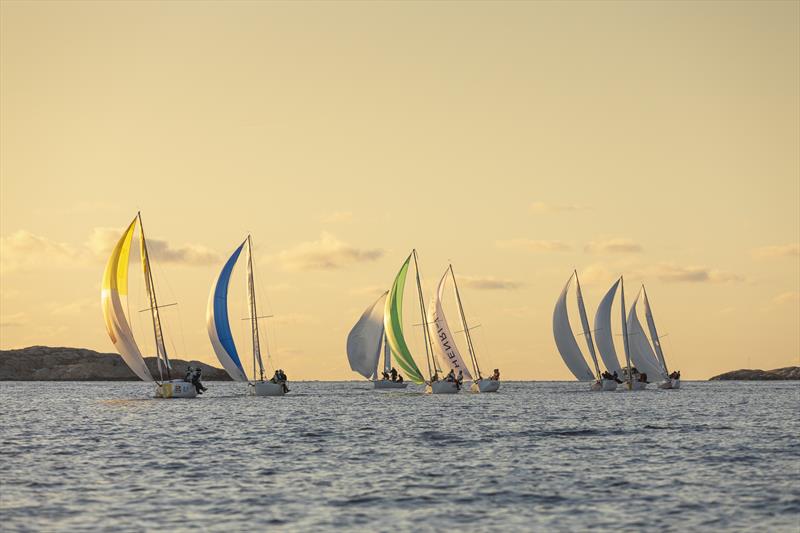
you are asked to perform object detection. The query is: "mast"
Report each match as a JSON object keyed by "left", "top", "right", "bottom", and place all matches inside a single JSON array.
[
  {"left": 620, "top": 276, "right": 632, "bottom": 386},
  {"left": 247, "top": 235, "right": 266, "bottom": 382},
  {"left": 137, "top": 212, "right": 170, "bottom": 382},
  {"left": 412, "top": 249, "right": 438, "bottom": 380},
  {"left": 383, "top": 333, "right": 392, "bottom": 374},
  {"left": 575, "top": 270, "right": 601, "bottom": 380},
  {"left": 449, "top": 264, "right": 482, "bottom": 379}
]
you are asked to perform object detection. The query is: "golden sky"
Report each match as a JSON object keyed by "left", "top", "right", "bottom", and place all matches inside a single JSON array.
[{"left": 1, "top": 0, "right": 798, "bottom": 380}]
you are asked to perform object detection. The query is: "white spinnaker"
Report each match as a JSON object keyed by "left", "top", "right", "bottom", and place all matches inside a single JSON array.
[
  {"left": 346, "top": 292, "right": 388, "bottom": 380},
  {"left": 575, "top": 276, "right": 600, "bottom": 377},
  {"left": 626, "top": 295, "right": 668, "bottom": 379},
  {"left": 643, "top": 289, "right": 669, "bottom": 375},
  {"left": 428, "top": 270, "right": 473, "bottom": 380},
  {"left": 553, "top": 275, "right": 595, "bottom": 381},
  {"left": 101, "top": 218, "right": 153, "bottom": 382},
  {"left": 593, "top": 279, "right": 623, "bottom": 375}
]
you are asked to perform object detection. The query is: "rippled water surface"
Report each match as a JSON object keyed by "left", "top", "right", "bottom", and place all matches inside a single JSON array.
[{"left": 1, "top": 381, "right": 798, "bottom": 531}]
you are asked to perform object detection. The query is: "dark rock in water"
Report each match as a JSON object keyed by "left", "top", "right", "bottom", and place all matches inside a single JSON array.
[
  {"left": 709, "top": 367, "right": 800, "bottom": 381},
  {"left": 0, "top": 346, "right": 232, "bottom": 381}
]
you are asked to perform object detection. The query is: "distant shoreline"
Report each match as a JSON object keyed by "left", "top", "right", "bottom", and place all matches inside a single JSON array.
[{"left": 709, "top": 367, "right": 799, "bottom": 381}]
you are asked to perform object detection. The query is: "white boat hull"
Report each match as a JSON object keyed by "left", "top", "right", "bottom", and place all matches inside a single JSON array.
[
  {"left": 658, "top": 378, "right": 681, "bottom": 390},
  {"left": 373, "top": 380, "right": 408, "bottom": 389},
  {"left": 624, "top": 380, "right": 648, "bottom": 391},
  {"left": 470, "top": 379, "right": 500, "bottom": 393},
  {"left": 154, "top": 380, "right": 197, "bottom": 398},
  {"left": 425, "top": 381, "right": 460, "bottom": 394},
  {"left": 591, "top": 379, "right": 618, "bottom": 391},
  {"left": 249, "top": 381, "right": 287, "bottom": 396}
]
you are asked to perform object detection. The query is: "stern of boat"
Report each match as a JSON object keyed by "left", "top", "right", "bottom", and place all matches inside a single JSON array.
[
  {"left": 425, "top": 381, "right": 460, "bottom": 394},
  {"left": 154, "top": 380, "right": 197, "bottom": 399},
  {"left": 471, "top": 379, "right": 500, "bottom": 393},
  {"left": 373, "top": 380, "right": 408, "bottom": 389},
  {"left": 249, "top": 381, "right": 287, "bottom": 396}
]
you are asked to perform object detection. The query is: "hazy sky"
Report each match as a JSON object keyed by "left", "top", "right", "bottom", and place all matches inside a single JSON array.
[{"left": 1, "top": 0, "right": 798, "bottom": 380}]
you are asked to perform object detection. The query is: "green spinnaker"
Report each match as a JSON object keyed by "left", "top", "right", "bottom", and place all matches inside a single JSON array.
[{"left": 383, "top": 254, "right": 425, "bottom": 384}]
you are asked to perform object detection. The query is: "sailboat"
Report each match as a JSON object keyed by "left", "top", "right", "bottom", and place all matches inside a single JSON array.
[
  {"left": 553, "top": 271, "right": 617, "bottom": 391},
  {"left": 384, "top": 250, "right": 459, "bottom": 394},
  {"left": 593, "top": 276, "right": 645, "bottom": 390},
  {"left": 207, "top": 235, "right": 286, "bottom": 396},
  {"left": 627, "top": 286, "right": 679, "bottom": 389},
  {"left": 428, "top": 264, "right": 500, "bottom": 393},
  {"left": 346, "top": 291, "right": 408, "bottom": 389},
  {"left": 101, "top": 212, "right": 196, "bottom": 398}
]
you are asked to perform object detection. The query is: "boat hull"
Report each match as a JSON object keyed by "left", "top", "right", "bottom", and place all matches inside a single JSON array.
[
  {"left": 374, "top": 380, "right": 408, "bottom": 389},
  {"left": 471, "top": 379, "right": 500, "bottom": 393},
  {"left": 154, "top": 380, "right": 197, "bottom": 398},
  {"left": 249, "top": 381, "right": 287, "bottom": 396},
  {"left": 425, "top": 381, "right": 460, "bottom": 394},
  {"left": 624, "top": 380, "right": 647, "bottom": 391},
  {"left": 591, "top": 379, "right": 618, "bottom": 391},
  {"left": 658, "top": 378, "right": 681, "bottom": 390}
]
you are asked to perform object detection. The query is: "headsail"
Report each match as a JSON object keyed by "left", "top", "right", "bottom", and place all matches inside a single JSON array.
[
  {"left": 642, "top": 287, "right": 669, "bottom": 375},
  {"left": 101, "top": 217, "right": 153, "bottom": 382},
  {"left": 593, "top": 278, "right": 623, "bottom": 375},
  {"left": 427, "top": 269, "right": 473, "bottom": 380},
  {"left": 575, "top": 273, "right": 600, "bottom": 378},
  {"left": 383, "top": 255, "right": 425, "bottom": 384},
  {"left": 346, "top": 291, "right": 388, "bottom": 380},
  {"left": 553, "top": 274, "right": 595, "bottom": 381},
  {"left": 626, "top": 294, "right": 668, "bottom": 380},
  {"left": 206, "top": 241, "right": 249, "bottom": 382}
]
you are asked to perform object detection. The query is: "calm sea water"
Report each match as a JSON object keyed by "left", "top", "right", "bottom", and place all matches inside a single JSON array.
[{"left": 1, "top": 381, "right": 798, "bottom": 532}]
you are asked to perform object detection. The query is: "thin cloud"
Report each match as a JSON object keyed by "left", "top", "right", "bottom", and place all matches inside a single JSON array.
[
  {"left": 457, "top": 275, "right": 523, "bottom": 291},
  {"left": 270, "top": 313, "right": 317, "bottom": 326},
  {"left": 529, "top": 201, "right": 588, "bottom": 214},
  {"left": 652, "top": 264, "right": 743, "bottom": 284},
  {"left": 0, "top": 312, "right": 27, "bottom": 327},
  {"left": 47, "top": 298, "right": 96, "bottom": 316},
  {"left": 772, "top": 291, "right": 799, "bottom": 305},
  {"left": 0, "top": 231, "right": 80, "bottom": 273},
  {"left": 322, "top": 211, "right": 354, "bottom": 223},
  {"left": 87, "top": 228, "right": 221, "bottom": 265},
  {"left": 585, "top": 238, "right": 643, "bottom": 254},
  {"left": 496, "top": 239, "right": 572, "bottom": 253},
  {"left": 752, "top": 244, "right": 799, "bottom": 259},
  {"left": 350, "top": 285, "right": 388, "bottom": 297},
  {"left": 276, "top": 232, "right": 383, "bottom": 271}
]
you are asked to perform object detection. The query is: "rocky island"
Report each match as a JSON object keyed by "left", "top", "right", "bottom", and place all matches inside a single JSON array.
[
  {"left": 709, "top": 367, "right": 800, "bottom": 381},
  {"left": 0, "top": 346, "right": 231, "bottom": 381}
]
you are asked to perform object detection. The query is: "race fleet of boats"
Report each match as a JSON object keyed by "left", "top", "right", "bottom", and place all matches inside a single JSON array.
[{"left": 101, "top": 213, "right": 680, "bottom": 398}]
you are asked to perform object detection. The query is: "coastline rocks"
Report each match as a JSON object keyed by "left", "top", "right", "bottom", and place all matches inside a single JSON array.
[
  {"left": 0, "top": 346, "right": 231, "bottom": 381},
  {"left": 709, "top": 367, "right": 800, "bottom": 381}
]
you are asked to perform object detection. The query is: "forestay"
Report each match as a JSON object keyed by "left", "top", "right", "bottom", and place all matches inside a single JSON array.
[
  {"left": 427, "top": 270, "right": 473, "bottom": 380},
  {"left": 100, "top": 217, "right": 154, "bottom": 382},
  {"left": 206, "top": 241, "right": 249, "bottom": 382},
  {"left": 553, "top": 275, "right": 595, "bottom": 381},
  {"left": 383, "top": 255, "right": 425, "bottom": 384},
  {"left": 643, "top": 288, "right": 669, "bottom": 376},
  {"left": 347, "top": 291, "right": 388, "bottom": 380},
  {"left": 593, "top": 279, "right": 623, "bottom": 375}
]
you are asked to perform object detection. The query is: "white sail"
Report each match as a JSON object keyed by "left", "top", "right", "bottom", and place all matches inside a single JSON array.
[
  {"left": 643, "top": 288, "right": 669, "bottom": 375},
  {"left": 427, "top": 270, "right": 473, "bottom": 380},
  {"left": 101, "top": 217, "right": 153, "bottom": 382},
  {"left": 593, "top": 278, "right": 623, "bottom": 375},
  {"left": 347, "top": 291, "right": 388, "bottom": 380},
  {"left": 626, "top": 295, "right": 668, "bottom": 380},
  {"left": 553, "top": 274, "right": 595, "bottom": 381},
  {"left": 575, "top": 274, "right": 600, "bottom": 377}
]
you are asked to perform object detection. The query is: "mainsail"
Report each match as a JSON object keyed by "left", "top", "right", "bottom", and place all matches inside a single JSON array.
[
  {"left": 347, "top": 291, "right": 388, "bottom": 380},
  {"left": 593, "top": 278, "right": 623, "bottom": 375},
  {"left": 553, "top": 274, "right": 595, "bottom": 381},
  {"left": 427, "top": 269, "right": 473, "bottom": 380},
  {"left": 100, "top": 217, "right": 153, "bottom": 382},
  {"left": 627, "top": 294, "right": 668, "bottom": 380},
  {"left": 383, "top": 254, "right": 425, "bottom": 384},
  {"left": 206, "top": 241, "right": 249, "bottom": 382}
]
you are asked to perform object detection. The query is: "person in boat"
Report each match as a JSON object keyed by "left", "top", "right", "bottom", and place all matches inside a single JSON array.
[
  {"left": 381, "top": 370, "right": 390, "bottom": 381},
  {"left": 396, "top": 373, "right": 404, "bottom": 383},
  {"left": 278, "top": 369, "right": 289, "bottom": 393},
  {"left": 190, "top": 367, "right": 207, "bottom": 394},
  {"left": 185, "top": 366, "right": 193, "bottom": 382},
  {"left": 445, "top": 369, "right": 456, "bottom": 382},
  {"left": 669, "top": 370, "right": 681, "bottom": 380},
  {"left": 390, "top": 367, "right": 398, "bottom": 382},
  {"left": 639, "top": 372, "right": 649, "bottom": 383},
  {"left": 456, "top": 370, "right": 463, "bottom": 390},
  {"left": 490, "top": 368, "right": 500, "bottom": 381},
  {"left": 612, "top": 370, "right": 623, "bottom": 383}
]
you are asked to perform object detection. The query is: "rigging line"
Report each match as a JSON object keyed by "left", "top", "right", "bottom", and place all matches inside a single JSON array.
[
  {"left": 449, "top": 264, "right": 482, "bottom": 379},
  {"left": 412, "top": 249, "right": 436, "bottom": 379}
]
